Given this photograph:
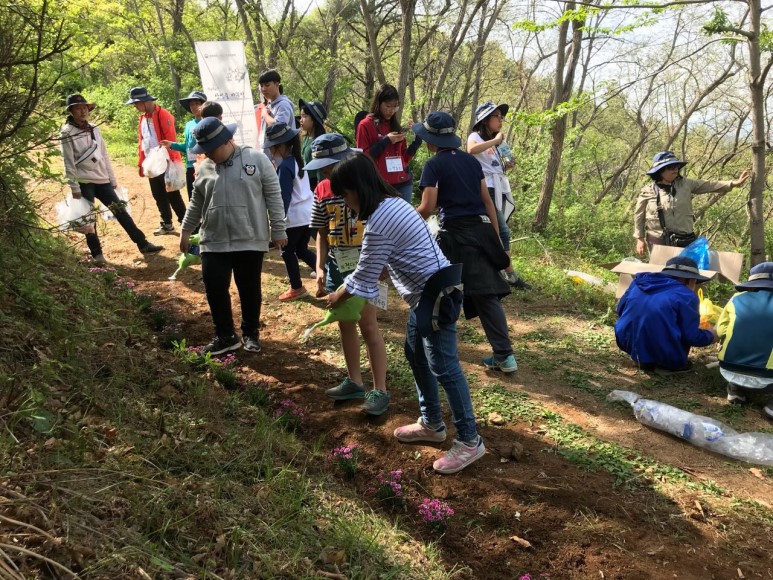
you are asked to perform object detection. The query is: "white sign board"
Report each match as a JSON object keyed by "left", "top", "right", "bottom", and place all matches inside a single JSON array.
[{"left": 194, "top": 41, "right": 258, "bottom": 148}]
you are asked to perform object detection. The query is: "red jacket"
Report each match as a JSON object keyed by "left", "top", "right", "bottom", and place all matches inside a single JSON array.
[
  {"left": 137, "top": 105, "right": 181, "bottom": 175},
  {"left": 356, "top": 115, "right": 413, "bottom": 186}
]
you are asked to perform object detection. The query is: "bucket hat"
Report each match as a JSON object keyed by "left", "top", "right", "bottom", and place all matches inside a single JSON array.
[
  {"left": 304, "top": 133, "right": 359, "bottom": 171},
  {"left": 65, "top": 94, "right": 95, "bottom": 112},
  {"left": 735, "top": 262, "right": 773, "bottom": 291},
  {"left": 263, "top": 122, "right": 300, "bottom": 149},
  {"left": 411, "top": 112, "right": 462, "bottom": 149},
  {"left": 474, "top": 101, "right": 509, "bottom": 126},
  {"left": 299, "top": 99, "right": 327, "bottom": 128},
  {"left": 660, "top": 256, "right": 711, "bottom": 283},
  {"left": 179, "top": 90, "right": 207, "bottom": 113},
  {"left": 647, "top": 151, "right": 687, "bottom": 176},
  {"left": 125, "top": 87, "right": 158, "bottom": 105},
  {"left": 190, "top": 117, "right": 238, "bottom": 154}
]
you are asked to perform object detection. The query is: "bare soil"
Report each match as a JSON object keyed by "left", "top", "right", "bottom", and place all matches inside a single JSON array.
[{"left": 39, "top": 162, "right": 773, "bottom": 579}]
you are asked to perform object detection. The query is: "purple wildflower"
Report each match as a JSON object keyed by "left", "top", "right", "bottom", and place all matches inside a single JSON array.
[{"left": 418, "top": 498, "right": 454, "bottom": 530}]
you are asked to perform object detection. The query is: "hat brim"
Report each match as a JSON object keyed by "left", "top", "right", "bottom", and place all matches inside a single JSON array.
[
  {"left": 67, "top": 103, "right": 96, "bottom": 112},
  {"left": 646, "top": 160, "right": 687, "bottom": 176},
  {"left": 304, "top": 147, "right": 360, "bottom": 171},
  {"left": 178, "top": 97, "right": 205, "bottom": 113},
  {"left": 735, "top": 280, "right": 773, "bottom": 291},
  {"left": 190, "top": 122, "right": 238, "bottom": 154},
  {"left": 660, "top": 268, "right": 711, "bottom": 283},
  {"left": 125, "top": 96, "right": 158, "bottom": 105},
  {"left": 263, "top": 126, "right": 301, "bottom": 149},
  {"left": 299, "top": 99, "right": 326, "bottom": 127},
  {"left": 412, "top": 123, "right": 461, "bottom": 149},
  {"left": 475, "top": 103, "right": 509, "bottom": 125}
]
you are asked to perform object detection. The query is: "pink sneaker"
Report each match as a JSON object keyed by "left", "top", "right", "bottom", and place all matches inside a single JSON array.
[
  {"left": 433, "top": 438, "right": 485, "bottom": 474},
  {"left": 393, "top": 418, "right": 447, "bottom": 443}
]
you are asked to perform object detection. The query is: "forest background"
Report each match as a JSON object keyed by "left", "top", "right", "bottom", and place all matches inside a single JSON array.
[{"left": 2, "top": 0, "right": 772, "bottom": 265}]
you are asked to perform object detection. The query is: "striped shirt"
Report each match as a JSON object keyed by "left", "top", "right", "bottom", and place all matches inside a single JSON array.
[
  {"left": 310, "top": 179, "right": 365, "bottom": 249},
  {"left": 344, "top": 197, "right": 449, "bottom": 308}
]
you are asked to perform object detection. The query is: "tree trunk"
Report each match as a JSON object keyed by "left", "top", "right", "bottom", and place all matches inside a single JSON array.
[
  {"left": 746, "top": 0, "right": 767, "bottom": 266},
  {"left": 235, "top": 0, "right": 262, "bottom": 68},
  {"left": 396, "top": 0, "right": 416, "bottom": 118},
  {"left": 532, "top": 2, "right": 583, "bottom": 233}
]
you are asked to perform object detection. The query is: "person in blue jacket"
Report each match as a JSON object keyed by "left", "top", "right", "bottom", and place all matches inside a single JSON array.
[
  {"left": 717, "top": 262, "right": 773, "bottom": 418},
  {"left": 161, "top": 90, "right": 207, "bottom": 200},
  {"left": 615, "top": 256, "right": 716, "bottom": 372}
]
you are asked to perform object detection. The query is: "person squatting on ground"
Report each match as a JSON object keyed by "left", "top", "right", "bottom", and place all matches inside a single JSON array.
[
  {"left": 356, "top": 83, "right": 422, "bottom": 204},
  {"left": 161, "top": 90, "right": 207, "bottom": 200},
  {"left": 614, "top": 256, "right": 716, "bottom": 372},
  {"left": 263, "top": 122, "right": 317, "bottom": 301},
  {"left": 327, "top": 153, "right": 485, "bottom": 474},
  {"left": 717, "top": 262, "right": 773, "bottom": 419},
  {"left": 125, "top": 86, "right": 187, "bottom": 235},
  {"left": 467, "top": 101, "right": 530, "bottom": 290},
  {"left": 413, "top": 111, "right": 518, "bottom": 374},
  {"left": 180, "top": 118, "right": 287, "bottom": 355},
  {"left": 634, "top": 151, "right": 750, "bottom": 256},
  {"left": 59, "top": 94, "right": 162, "bottom": 262},
  {"left": 306, "top": 133, "right": 389, "bottom": 416},
  {"left": 299, "top": 99, "right": 327, "bottom": 191}
]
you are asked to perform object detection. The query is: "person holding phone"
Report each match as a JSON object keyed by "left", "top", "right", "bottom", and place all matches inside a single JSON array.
[{"left": 355, "top": 83, "right": 421, "bottom": 204}]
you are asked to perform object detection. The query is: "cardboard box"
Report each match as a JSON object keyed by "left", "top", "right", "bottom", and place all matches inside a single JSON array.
[{"left": 604, "top": 246, "right": 743, "bottom": 299}]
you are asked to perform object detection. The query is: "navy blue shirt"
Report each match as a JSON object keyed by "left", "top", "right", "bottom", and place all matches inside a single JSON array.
[{"left": 419, "top": 148, "right": 486, "bottom": 224}]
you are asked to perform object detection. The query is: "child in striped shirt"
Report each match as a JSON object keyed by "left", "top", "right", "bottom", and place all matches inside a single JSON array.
[{"left": 327, "top": 153, "right": 484, "bottom": 475}]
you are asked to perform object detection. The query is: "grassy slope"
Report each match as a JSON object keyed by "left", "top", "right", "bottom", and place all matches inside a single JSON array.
[{"left": 0, "top": 233, "right": 454, "bottom": 579}]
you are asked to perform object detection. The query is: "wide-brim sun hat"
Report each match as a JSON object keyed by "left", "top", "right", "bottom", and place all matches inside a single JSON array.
[
  {"left": 190, "top": 117, "right": 238, "bottom": 154},
  {"left": 647, "top": 150, "right": 687, "bottom": 176},
  {"left": 125, "top": 86, "right": 158, "bottom": 105},
  {"left": 660, "top": 256, "right": 712, "bottom": 283},
  {"left": 65, "top": 94, "right": 95, "bottom": 112},
  {"left": 474, "top": 101, "right": 509, "bottom": 126},
  {"left": 179, "top": 90, "right": 208, "bottom": 113},
  {"left": 299, "top": 99, "right": 327, "bottom": 128},
  {"left": 735, "top": 262, "right": 773, "bottom": 291},
  {"left": 304, "top": 133, "right": 360, "bottom": 171},
  {"left": 411, "top": 112, "right": 462, "bottom": 149},
  {"left": 263, "top": 122, "right": 301, "bottom": 149}
]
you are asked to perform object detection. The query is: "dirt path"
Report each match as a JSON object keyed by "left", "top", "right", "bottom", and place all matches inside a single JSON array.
[{"left": 40, "top": 161, "right": 773, "bottom": 579}]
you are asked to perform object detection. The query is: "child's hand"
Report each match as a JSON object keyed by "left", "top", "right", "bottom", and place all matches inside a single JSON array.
[
  {"left": 326, "top": 288, "right": 349, "bottom": 309},
  {"left": 388, "top": 132, "right": 406, "bottom": 144},
  {"left": 274, "top": 238, "right": 288, "bottom": 249},
  {"left": 180, "top": 232, "right": 191, "bottom": 254},
  {"left": 160, "top": 139, "right": 173, "bottom": 148}
]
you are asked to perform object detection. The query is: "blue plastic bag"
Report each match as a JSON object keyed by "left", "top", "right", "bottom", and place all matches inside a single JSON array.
[{"left": 679, "top": 236, "right": 710, "bottom": 270}]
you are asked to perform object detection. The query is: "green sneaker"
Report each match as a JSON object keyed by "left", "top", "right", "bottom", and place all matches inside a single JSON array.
[
  {"left": 325, "top": 378, "right": 366, "bottom": 400},
  {"left": 361, "top": 389, "right": 390, "bottom": 416}
]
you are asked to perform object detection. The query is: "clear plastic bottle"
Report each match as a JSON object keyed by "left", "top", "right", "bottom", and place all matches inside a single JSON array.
[{"left": 609, "top": 390, "right": 773, "bottom": 466}]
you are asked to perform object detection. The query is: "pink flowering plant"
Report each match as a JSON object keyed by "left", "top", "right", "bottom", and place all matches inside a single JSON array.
[
  {"left": 418, "top": 498, "right": 454, "bottom": 531},
  {"left": 328, "top": 445, "right": 359, "bottom": 478},
  {"left": 274, "top": 399, "right": 305, "bottom": 431},
  {"left": 375, "top": 469, "right": 404, "bottom": 505}
]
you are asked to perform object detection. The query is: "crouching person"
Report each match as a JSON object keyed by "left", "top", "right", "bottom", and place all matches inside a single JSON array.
[
  {"left": 717, "top": 262, "right": 773, "bottom": 418},
  {"left": 180, "top": 118, "right": 287, "bottom": 354},
  {"left": 326, "top": 153, "right": 484, "bottom": 474},
  {"left": 615, "top": 256, "right": 716, "bottom": 372}
]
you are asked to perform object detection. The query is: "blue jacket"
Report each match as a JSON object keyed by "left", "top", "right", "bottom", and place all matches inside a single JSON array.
[
  {"left": 717, "top": 290, "right": 773, "bottom": 378},
  {"left": 614, "top": 273, "right": 714, "bottom": 369}
]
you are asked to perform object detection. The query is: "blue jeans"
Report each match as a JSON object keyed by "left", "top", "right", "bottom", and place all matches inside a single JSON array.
[
  {"left": 394, "top": 181, "right": 413, "bottom": 204},
  {"left": 404, "top": 309, "right": 478, "bottom": 442}
]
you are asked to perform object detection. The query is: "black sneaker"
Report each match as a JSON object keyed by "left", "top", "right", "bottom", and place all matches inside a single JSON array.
[
  {"left": 243, "top": 335, "right": 262, "bottom": 353},
  {"left": 203, "top": 334, "right": 241, "bottom": 355},
  {"left": 140, "top": 242, "right": 163, "bottom": 254}
]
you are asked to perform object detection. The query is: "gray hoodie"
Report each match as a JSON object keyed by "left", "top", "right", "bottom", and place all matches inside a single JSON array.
[
  {"left": 60, "top": 121, "right": 117, "bottom": 194},
  {"left": 183, "top": 146, "right": 287, "bottom": 253}
]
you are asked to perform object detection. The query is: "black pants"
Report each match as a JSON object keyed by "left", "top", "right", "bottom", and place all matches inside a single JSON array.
[
  {"left": 80, "top": 182, "right": 148, "bottom": 256},
  {"left": 280, "top": 225, "right": 317, "bottom": 289},
  {"left": 148, "top": 174, "right": 186, "bottom": 224},
  {"left": 469, "top": 294, "right": 513, "bottom": 357},
  {"left": 185, "top": 166, "right": 195, "bottom": 201},
  {"left": 201, "top": 251, "right": 264, "bottom": 338}
]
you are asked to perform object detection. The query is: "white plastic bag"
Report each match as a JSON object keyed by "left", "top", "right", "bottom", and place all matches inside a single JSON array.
[
  {"left": 165, "top": 160, "right": 186, "bottom": 192},
  {"left": 55, "top": 195, "right": 96, "bottom": 234},
  {"left": 142, "top": 146, "right": 169, "bottom": 178}
]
